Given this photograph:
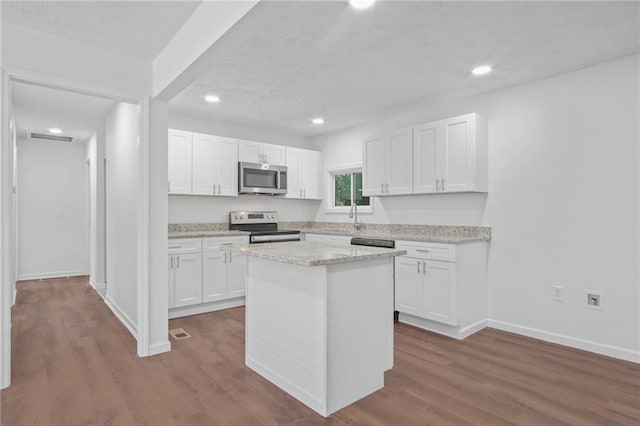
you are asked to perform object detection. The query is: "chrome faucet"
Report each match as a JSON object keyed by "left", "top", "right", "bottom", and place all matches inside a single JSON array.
[{"left": 349, "top": 203, "right": 361, "bottom": 231}]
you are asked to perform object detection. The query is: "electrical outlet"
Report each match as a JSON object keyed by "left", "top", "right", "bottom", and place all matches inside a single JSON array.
[
  {"left": 585, "top": 290, "right": 603, "bottom": 310},
  {"left": 552, "top": 285, "right": 564, "bottom": 302}
]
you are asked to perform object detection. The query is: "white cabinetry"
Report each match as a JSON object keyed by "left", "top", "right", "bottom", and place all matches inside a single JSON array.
[
  {"left": 363, "top": 113, "right": 488, "bottom": 196},
  {"left": 395, "top": 240, "right": 488, "bottom": 339},
  {"left": 286, "top": 147, "right": 322, "bottom": 199},
  {"left": 192, "top": 133, "right": 238, "bottom": 196},
  {"left": 168, "top": 129, "right": 239, "bottom": 197},
  {"left": 362, "top": 128, "right": 413, "bottom": 197},
  {"left": 168, "top": 129, "right": 193, "bottom": 195},
  {"left": 168, "top": 238, "right": 202, "bottom": 308},
  {"left": 169, "top": 235, "right": 249, "bottom": 319},
  {"left": 239, "top": 140, "right": 286, "bottom": 166},
  {"left": 202, "top": 236, "right": 248, "bottom": 302}
]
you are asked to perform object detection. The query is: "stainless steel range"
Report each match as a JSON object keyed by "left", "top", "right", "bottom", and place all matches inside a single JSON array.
[{"left": 229, "top": 211, "right": 301, "bottom": 244}]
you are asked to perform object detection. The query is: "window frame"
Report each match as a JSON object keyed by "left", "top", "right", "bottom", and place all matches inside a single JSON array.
[{"left": 324, "top": 164, "right": 373, "bottom": 214}]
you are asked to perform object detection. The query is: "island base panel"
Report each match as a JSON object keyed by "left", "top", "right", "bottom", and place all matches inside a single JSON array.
[{"left": 245, "top": 256, "right": 394, "bottom": 417}]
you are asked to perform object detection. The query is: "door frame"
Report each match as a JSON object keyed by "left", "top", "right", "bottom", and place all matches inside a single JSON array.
[{"left": 0, "top": 66, "right": 151, "bottom": 389}]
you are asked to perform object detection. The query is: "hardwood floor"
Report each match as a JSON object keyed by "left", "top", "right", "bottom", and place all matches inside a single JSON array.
[{"left": 2, "top": 276, "right": 639, "bottom": 425}]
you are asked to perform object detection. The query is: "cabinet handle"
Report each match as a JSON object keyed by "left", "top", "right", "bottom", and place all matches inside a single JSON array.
[
  {"left": 417, "top": 260, "right": 421, "bottom": 274},
  {"left": 441, "top": 178, "right": 445, "bottom": 191},
  {"left": 385, "top": 183, "right": 389, "bottom": 193},
  {"left": 416, "top": 249, "right": 430, "bottom": 253},
  {"left": 381, "top": 183, "right": 384, "bottom": 193},
  {"left": 213, "top": 184, "right": 216, "bottom": 194},
  {"left": 422, "top": 261, "right": 427, "bottom": 275},
  {"left": 177, "top": 256, "right": 180, "bottom": 268},
  {"left": 229, "top": 252, "right": 232, "bottom": 263},
  {"left": 170, "top": 256, "right": 174, "bottom": 269},
  {"left": 224, "top": 252, "right": 227, "bottom": 263},
  {"left": 217, "top": 183, "right": 221, "bottom": 194}
]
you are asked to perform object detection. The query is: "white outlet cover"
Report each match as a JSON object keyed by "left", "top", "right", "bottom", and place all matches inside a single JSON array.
[{"left": 552, "top": 285, "right": 564, "bottom": 302}]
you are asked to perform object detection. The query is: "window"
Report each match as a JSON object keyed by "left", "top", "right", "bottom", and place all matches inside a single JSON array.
[{"left": 326, "top": 166, "right": 372, "bottom": 213}]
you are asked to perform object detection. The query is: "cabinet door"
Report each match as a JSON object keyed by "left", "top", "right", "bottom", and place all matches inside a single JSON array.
[
  {"left": 394, "top": 257, "right": 422, "bottom": 315},
  {"left": 263, "top": 143, "right": 286, "bottom": 166},
  {"left": 386, "top": 128, "right": 413, "bottom": 195},
  {"left": 238, "top": 140, "right": 263, "bottom": 163},
  {"left": 202, "top": 251, "right": 228, "bottom": 302},
  {"left": 422, "top": 260, "right": 457, "bottom": 326},
  {"left": 168, "top": 256, "right": 176, "bottom": 309},
  {"left": 168, "top": 129, "right": 192, "bottom": 194},
  {"left": 362, "top": 136, "right": 385, "bottom": 196},
  {"left": 228, "top": 252, "right": 247, "bottom": 297},
  {"left": 301, "top": 149, "right": 322, "bottom": 199},
  {"left": 191, "top": 133, "right": 217, "bottom": 195},
  {"left": 174, "top": 253, "right": 202, "bottom": 308},
  {"left": 285, "top": 147, "right": 303, "bottom": 199},
  {"left": 214, "top": 136, "right": 239, "bottom": 196},
  {"left": 440, "top": 114, "right": 475, "bottom": 193},
  {"left": 413, "top": 122, "right": 439, "bottom": 194}
]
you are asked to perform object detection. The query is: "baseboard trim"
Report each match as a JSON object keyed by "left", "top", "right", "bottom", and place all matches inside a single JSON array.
[
  {"left": 18, "top": 270, "right": 87, "bottom": 281},
  {"left": 169, "top": 297, "right": 245, "bottom": 319},
  {"left": 398, "top": 313, "right": 487, "bottom": 340},
  {"left": 143, "top": 340, "right": 171, "bottom": 357},
  {"left": 90, "top": 279, "right": 106, "bottom": 290},
  {"left": 487, "top": 319, "right": 640, "bottom": 364},
  {"left": 104, "top": 294, "right": 137, "bottom": 339}
]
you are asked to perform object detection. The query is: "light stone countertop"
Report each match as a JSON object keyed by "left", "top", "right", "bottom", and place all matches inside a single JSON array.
[
  {"left": 225, "top": 240, "right": 407, "bottom": 267},
  {"left": 168, "top": 230, "right": 249, "bottom": 239},
  {"left": 284, "top": 226, "right": 490, "bottom": 244}
]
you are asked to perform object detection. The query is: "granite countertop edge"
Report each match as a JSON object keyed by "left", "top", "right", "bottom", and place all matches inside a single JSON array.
[
  {"left": 168, "top": 230, "right": 250, "bottom": 239},
  {"left": 285, "top": 227, "right": 490, "bottom": 244}
]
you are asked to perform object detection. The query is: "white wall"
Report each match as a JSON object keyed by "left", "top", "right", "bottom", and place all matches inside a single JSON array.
[
  {"left": 105, "top": 102, "right": 139, "bottom": 334},
  {"left": 17, "top": 139, "right": 88, "bottom": 279},
  {"left": 85, "top": 130, "right": 106, "bottom": 291},
  {"left": 312, "top": 55, "right": 640, "bottom": 360},
  {"left": 168, "top": 112, "right": 320, "bottom": 224},
  {"left": 1, "top": 23, "right": 151, "bottom": 101}
]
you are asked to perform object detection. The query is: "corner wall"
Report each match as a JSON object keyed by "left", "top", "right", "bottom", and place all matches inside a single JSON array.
[
  {"left": 105, "top": 102, "right": 140, "bottom": 336},
  {"left": 312, "top": 55, "right": 640, "bottom": 360}
]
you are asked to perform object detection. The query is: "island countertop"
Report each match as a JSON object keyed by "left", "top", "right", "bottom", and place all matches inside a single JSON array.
[{"left": 225, "top": 240, "right": 407, "bottom": 267}]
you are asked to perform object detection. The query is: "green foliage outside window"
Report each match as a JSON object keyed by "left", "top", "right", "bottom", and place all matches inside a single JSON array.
[{"left": 333, "top": 171, "right": 370, "bottom": 207}]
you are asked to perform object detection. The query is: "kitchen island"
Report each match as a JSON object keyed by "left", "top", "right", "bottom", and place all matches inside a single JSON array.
[{"left": 226, "top": 240, "right": 406, "bottom": 417}]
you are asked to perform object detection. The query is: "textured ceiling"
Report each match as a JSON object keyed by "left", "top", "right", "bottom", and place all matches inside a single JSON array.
[
  {"left": 169, "top": 1, "right": 640, "bottom": 137},
  {"left": 12, "top": 82, "right": 117, "bottom": 144},
  {"left": 1, "top": 0, "right": 201, "bottom": 59}
]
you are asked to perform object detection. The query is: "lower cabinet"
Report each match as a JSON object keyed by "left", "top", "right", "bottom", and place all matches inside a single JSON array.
[
  {"left": 395, "top": 240, "right": 487, "bottom": 339},
  {"left": 169, "top": 235, "right": 249, "bottom": 318},
  {"left": 202, "top": 237, "right": 248, "bottom": 302}
]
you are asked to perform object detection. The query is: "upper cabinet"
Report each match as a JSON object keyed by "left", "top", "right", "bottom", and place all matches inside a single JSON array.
[
  {"left": 286, "top": 147, "right": 322, "bottom": 200},
  {"left": 239, "top": 140, "right": 286, "bottom": 166},
  {"left": 168, "top": 129, "right": 193, "bottom": 195},
  {"left": 168, "top": 129, "right": 238, "bottom": 197},
  {"left": 192, "top": 133, "right": 238, "bottom": 196},
  {"left": 363, "top": 113, "right": 488, "bottom": 197},
  {"left": 363, "top": 129, "right": 413, "bottom": 197}
]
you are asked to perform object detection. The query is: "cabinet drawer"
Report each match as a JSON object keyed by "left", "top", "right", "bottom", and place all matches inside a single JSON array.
[
  {"left": 203, "top": 236, "right": 249, "bottom": 252},
  {"left": 396, "top": 240, "right": 456, "bottom": 262},
  {"left": 168, "top": 238, "right": 202, "bottom": 254}
]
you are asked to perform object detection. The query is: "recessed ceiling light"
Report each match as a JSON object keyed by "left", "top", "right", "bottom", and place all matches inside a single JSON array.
[
  {"left": 312, "top": 118, "right": 325, "bottom": 125},
  {"left": 350, "top": 0, "right": 375, "bottom": 9},
  {"left": 48, "top": 128, "right": 63, "bottom": 134},
  {"left": 204, "top": 95, "right": 221, "bottom": 103},
  {"left": 471, "top": 65, "right": 492, "bottom": 76}
]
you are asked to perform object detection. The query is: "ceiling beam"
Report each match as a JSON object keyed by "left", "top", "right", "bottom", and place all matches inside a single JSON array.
[{"left": 152, "top": 0, "right": 259, "bottom": 101}]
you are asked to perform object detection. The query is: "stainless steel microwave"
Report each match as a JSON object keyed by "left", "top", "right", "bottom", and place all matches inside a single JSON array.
[{"left": 238, "top": 162, "right": 288, "bottom": 195}]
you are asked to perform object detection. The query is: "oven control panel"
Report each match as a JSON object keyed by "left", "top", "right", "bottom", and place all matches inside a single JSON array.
[{"left": 229, "top": 211, "right": 278, "bottom": 224}]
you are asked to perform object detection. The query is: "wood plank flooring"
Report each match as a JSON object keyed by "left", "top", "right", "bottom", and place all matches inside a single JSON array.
[{"left": 2, "top": 276, "right": 639, "bottom": 425}]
